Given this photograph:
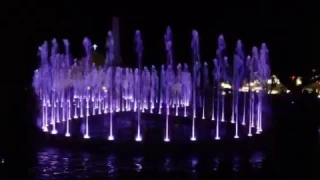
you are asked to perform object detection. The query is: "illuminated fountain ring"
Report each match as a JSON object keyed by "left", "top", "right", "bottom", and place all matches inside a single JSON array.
[{"left": 33, "top": 28, "right": 271, "bottom": 143}]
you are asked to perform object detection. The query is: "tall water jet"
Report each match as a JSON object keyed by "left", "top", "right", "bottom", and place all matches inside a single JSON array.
[
  {"left": 159, "top": 65, "right": 165, "bottom": 114},
  {"left": 213, "top": 58, "right": 221, "bottom": 140},
  {"left": 190, "top": 30, "right": 200, "bottom": 141},
  {"left": 83, "top": 37, "right": 92, "bottom": 139},
  {"left": 38, "top": 42, "right": 49, "bottom": 132},
  {"left": 50, "top": 38, "right": 58, "bottom": 135},
  {"left": 242, "top": 55, "right": 251, "bottom": 126},
  {"left": 246, "top": 47, "right": 258, "bottom": 136},
  {"left": 217, "top": 35, "right": 227, "bottom": 123},
  {"left": 164, "top": 65, "right": 173, "bottom": 142},
  {"left": 176, "top": 63, "right": 182, "bottom": 116},
  {"left": 106, "top": 31, "right": 115, "bottom": 141},
  {"left": 251, "top": 47, "right": 259, "bottom": 130},
  {"left": 257, "top": 43, "right": 270, "bottom": 133},
  {"left": 183, "top": 63, "right": 190, "bottom": 117},
  {"left": 65, "top": 69, "right": 72, "bottom": 137},
  {"left": 195, "top": 61, "right": 201, "bottom": 117},
  {"left": 134, "top": 30, "right": 143, "bottom": 142},
  {"left": 202, "top": 62, "right": 209, "bottom": 119},
  {"left": 214, "top": 35, "right": 226, "bottom": 140},
  {"left": 233, "top": 40, "right": 245, "bottom": 138},
  {"left": 222, "top": 57, "right": 230, "bottom": 122},
  {"left": 164, "top": 27, "right": 173, "bottom": 142},
  {"left": 150, "top": 65, "right": 158, "bottom": 114},
  {"left": 211, "top": 61, "right": 216, "bottom": 121},
  {"left": 246, "top": 55, "right": 253, "bottom": 136},
  {"left": 164, "top": 66, "right": 170, "bottom": 141}
]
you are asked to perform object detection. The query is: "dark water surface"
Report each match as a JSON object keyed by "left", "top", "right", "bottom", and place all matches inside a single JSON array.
[{"left": 28, "top": 145, "right": 271, "bottom": 179}]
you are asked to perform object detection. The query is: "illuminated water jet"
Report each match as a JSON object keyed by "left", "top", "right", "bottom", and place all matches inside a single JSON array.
[
  {"left": 33, "top": 26, "right": 270, "bottom": 143},
  {"left": 135, "top": 30, "right": 143, "bottom": 142}
]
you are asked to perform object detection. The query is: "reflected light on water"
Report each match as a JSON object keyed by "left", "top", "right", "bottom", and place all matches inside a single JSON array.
[
  {"left": 164, "top": 156, "right": 172, "bottom": 172},
  {"left": 233, "top": 154, "right": 240, "bottom": 172},
  {"left": 106, "top": 155, "right": 116, "bottom": 176},
  {"left": 250, "top": 151, "right": 265, "bottom": 169},
  {"left": 30, "top": 147, "right": 268, "bottom": 178},
  {"left": 133, "top": 156, "right": 143, "bottom": 172},
  {"left": 213, "top": 156, "right": 220, "bottom": 171},
  {"left": 189, "top": 156, "right": 198, "bottom": 173}
]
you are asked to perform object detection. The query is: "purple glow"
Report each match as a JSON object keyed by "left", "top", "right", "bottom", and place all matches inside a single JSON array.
[
  {"left": 135, "top": 30, "right": 143, "bottom": 141},
  {"left": 135, "top": 135, "right": 142, "bottom": 142},
  {"left": 165, "top": 107, "right": 170, "bottom": 141},
  {"left": 191, "top": 30, "right": 199, "bottom": 140},
  {"left": 33, "top": 27, "right": 270, "bottom": 143}
]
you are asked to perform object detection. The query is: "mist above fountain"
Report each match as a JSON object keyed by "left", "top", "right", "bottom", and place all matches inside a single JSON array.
[{"left": 33, "top": 26, "right": 270, "bottom": 143}]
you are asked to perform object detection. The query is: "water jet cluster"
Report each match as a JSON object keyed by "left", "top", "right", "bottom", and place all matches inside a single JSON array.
[{"left": 33, "top": 27, "right": 270, "bottom": 142}]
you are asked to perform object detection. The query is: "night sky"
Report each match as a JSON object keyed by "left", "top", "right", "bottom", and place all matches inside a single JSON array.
[{"left": 8, "top": 1, "right": 311, "bottom": 86}]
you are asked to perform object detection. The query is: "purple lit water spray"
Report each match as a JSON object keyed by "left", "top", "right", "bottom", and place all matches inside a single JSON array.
[
  {"left": 83, "top": 37, "right": 92, "bottom": 139},
  {"left": 33, "top": 27, "right": 270, "bottom": 143},
  {"left": 134, "top": 30, "right": 143, "bottom": 142},
  {"left": 190, "top": 30, "right": 200, "bottom": 141},
  {"left": 164, "top": 26, "right": 173, "bottom": 142},
  {"left": 232, "top": 40, "right": 245, "bottom": 138},
  {"left": 202, "top": 62, "right": 209, "bottom": 120},
  {"left": 257, "top": 43, "right": 270, "bottom": 133},
  {"left": 213, "top": 58, "right": 221, "bottom": 140},
  {"left": 106, "top": 31, "right": 115, "bottom": 140},
  {"left": 50, "top": 38, "right": 58, "bottom": 135}
]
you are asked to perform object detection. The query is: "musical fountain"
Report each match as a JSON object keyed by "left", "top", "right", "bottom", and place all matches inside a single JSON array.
[{"left": 33, "top": 27, "right": 270, "bottom": 144}]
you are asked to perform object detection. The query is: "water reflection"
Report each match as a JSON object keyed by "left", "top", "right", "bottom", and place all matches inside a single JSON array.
[
  {"left": 250, "top": 151, "right": 265, "bottom": 169},
  {"left": 30, "top": 147, "right": 268, "bottom": 178},
  {"left": 233, "top": 154, "right": 240, "bottom": 172},
  {"left": 133, "top": 156, "right": 143, "bottom": 172},
  {"left": 163, "top": 156, "right": 172, "bottom": 172},
  {"left": 189, "top": 156, "right": 198, "bottom": 173},
  {"left": 213, "top": 156, "right": 220, "bottom": 171},
  {"left": 106, "top": 155, "right": 116, "bottom": 176}
]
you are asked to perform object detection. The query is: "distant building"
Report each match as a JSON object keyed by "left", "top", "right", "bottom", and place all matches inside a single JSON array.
[
  {"left": 302, "top": 69, "right": 320, "bottom": 95},
  {"left": 303, "top": 81, "right": 320, "bottom": 94}
]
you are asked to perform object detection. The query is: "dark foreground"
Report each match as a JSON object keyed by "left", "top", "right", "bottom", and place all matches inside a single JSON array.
[{"left": 3, "top": 90, "right": 320, "bottom": 179}]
